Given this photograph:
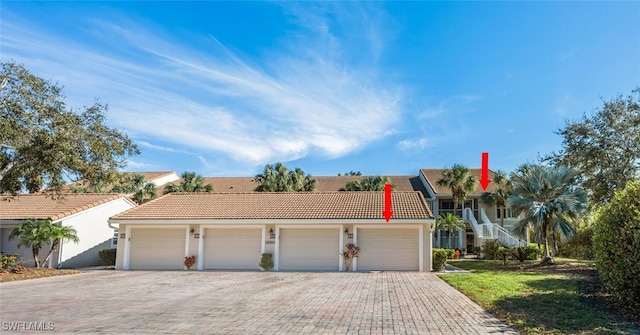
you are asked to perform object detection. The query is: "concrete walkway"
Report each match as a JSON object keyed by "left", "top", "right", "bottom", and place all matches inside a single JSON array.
[{"left": 0, "top": 271, "right": 516, "bottom": 334}]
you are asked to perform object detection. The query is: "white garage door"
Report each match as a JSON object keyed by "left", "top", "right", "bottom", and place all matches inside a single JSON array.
[
  {"left": 203, "top": 228, "right": 262, "bottom": 270},
  {"left": 357, "top": 228, "right": 419, "bottom": 271},
  {"left": 129, "top": 228, "right": 185, "bottom": 270},
  {"left": 279, "top": 228, "right": 339, "bottom": 271}
]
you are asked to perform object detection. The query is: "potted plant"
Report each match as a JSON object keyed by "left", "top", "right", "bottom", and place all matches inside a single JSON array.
[
  {"left": 258, "top": 253, "right": 274, "bottom": 271},
  {"left": 184, "top": 255, "right": 196, "bottom": 270},
  {"left": 341, "top": 243, "right": 360, "bottom": 271}
]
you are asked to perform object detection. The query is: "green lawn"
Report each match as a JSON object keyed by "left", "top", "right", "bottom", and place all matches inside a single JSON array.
[{"left": 440, "top": 259, "right": 638, "bottom": 335}]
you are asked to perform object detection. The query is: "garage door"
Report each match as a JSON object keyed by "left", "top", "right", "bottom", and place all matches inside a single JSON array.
[
  {"left": 203, "top": 228, "right": 262, "bottom": 270},
  {"left": 279, "top": 228, "right": 339, "bottom": 271},
  {"left": 129, "top": 228, "right": 185, "bottom": 270},
  {"left": 357, "top": 228, "right": 419, "bottom": 271}
]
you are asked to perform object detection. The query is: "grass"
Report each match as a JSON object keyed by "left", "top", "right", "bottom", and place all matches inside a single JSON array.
[
  {"left": 440, "top": 259, "right": 638, "bottom": 335},
  {"left": 0, "top": 267, "right": 82, "bottom": 283}
]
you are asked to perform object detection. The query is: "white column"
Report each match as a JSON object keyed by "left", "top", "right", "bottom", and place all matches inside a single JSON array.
[
  {"left": 261, "top": 226, "right": 266, "bottom": 255},
  {"left": 274, "top": 227, "right": 280, "bottom": 271},
  {"left": 418, "top": 225, "right": 424, "bottom": 272},
  {"left": 184, "top": 227, "right": 190, "bottom": 270},
  {"left": 123, "top": 225, "right": 131, "bottom": 270},
  {"left": 197, "top": 226, "right": 204, "bottom": 270},
  {"left": 352, "top": 227, "right": 358, "bottom": 272},
  {"left": 338, "top": 226, "right": 344, "bottom": 272}
]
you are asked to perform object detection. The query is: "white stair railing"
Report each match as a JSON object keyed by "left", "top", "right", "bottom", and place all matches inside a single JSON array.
[{"left": 464, "top": 208, "right": 528, "bottom": 248}]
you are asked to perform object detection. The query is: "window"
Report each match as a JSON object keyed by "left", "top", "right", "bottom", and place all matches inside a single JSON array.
[
  {"left": 496, "top": 207, "right": 515, "bottom": 219},
  {"left": 110, "top": 231, "right": 118, "bottom": 249}
]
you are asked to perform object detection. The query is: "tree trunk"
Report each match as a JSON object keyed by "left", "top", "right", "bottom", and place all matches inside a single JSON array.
[
  {"left": 550, "top": 231, "right": 558, "bottom": 257},
  {"left": 41, "top": 239, "right": 59, "bottom": 267},
  {"left": 32, "top": 246, "right": 40, "bottom": 268}
]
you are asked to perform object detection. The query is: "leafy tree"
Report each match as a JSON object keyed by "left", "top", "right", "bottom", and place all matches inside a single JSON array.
[
  {"left": 338, "top": 171, "right": 362, "bottom": 176},
  {"left": 8, "top": 219, "right": 79, "bottom": 268},
  {"left": 550, "top": 88, "right": 640, "bottom": 206},
  {"left": 508, "top": 165, "right": 588, "bottom": 263},
  {"left": 0, "top": 62, "right": 139, "bottom": 195},
  {"left": 164, "top": 172, "right": 213, "bottom": 194},
  {"left": 480, "top": 170, "right": 513, "bottom": 227},
  {"left": 110, "top": 173, "right": 157, "bottom": 204},
  {"left": 436, "top": 213, "right": 465, "bottom": 249},
  {"left": 593, "top": 180, "right": 640, "bottom": 311},
  {"left": 343, "top": 176, "right": 394, "bottom": 191},
  {"left": 436, "top": 164, "right": 477, "bottom": 217},
  {"left": 254, "top": 163, "right": 316, "bottom": 192}
]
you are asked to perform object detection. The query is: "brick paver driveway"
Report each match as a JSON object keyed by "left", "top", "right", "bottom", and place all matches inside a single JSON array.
[{"left": 0, "top": 271, "right": 516, "bottom": 334}]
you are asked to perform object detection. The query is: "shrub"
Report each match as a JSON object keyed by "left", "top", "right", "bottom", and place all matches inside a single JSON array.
[
  {"left": 98, "top": 249, "right": 116, "bottom": 267},
  {"left": 593, "top": 181, "right": 640, "bottom": 311},
  {"left": 444, "top": 248, "right": 455, "bottom": 259},
  {"left": 482, "top": 240, "right": 503, "bottom": 260},
  {"left": 11, "top": 265, "right": 27, "bottom": 274},
  {"left": 432, "top": 248, "right": 447, "bottom": 271},
  {"left": 1, "top": 254, "right": 18, "bottom": 270},
  {"left": 183, "top": 256, "right": 196, "bottom": 269},
  {"left": 558, "top": 224, "right": 594, "bottom": 259},
  {"left": 259, "top": 253, "right": 274, "bottom": 271},
  {"left": 521, "top": 244, "right": 543, "bottom": 260}
]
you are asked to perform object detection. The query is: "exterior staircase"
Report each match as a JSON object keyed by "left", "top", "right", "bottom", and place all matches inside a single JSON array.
[{"left": 463, "top": 208, "right": 527, "bottom": 248}]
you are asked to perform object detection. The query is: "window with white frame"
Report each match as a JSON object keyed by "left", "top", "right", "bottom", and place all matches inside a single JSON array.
[
  {"left": 110, "top": 231, "right": 118, "bottom": 249},
  {"left": 496, "top": 207, "right": 516, "bottom": 219}
]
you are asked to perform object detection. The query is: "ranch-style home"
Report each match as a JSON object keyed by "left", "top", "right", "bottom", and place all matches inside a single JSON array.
[
  {"left": 0, "top": 194, "right": 136, "bottom": 268},
  {"left": 108, "top": 192, "right": 435, "bottom": 271}
]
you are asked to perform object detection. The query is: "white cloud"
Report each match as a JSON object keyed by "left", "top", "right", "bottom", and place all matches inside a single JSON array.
[
  {"left": 397, "top": 138, "right": 430, "bottom": 151},
  {"left": 124, "top": 159, "right": 152, "bottom": 170},
  {"left": 1, "top": 4, "right": 400, "bottom": 169}
]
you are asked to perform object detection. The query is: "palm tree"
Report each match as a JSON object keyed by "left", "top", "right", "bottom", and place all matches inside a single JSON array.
[
  {"left": 436, "top": 213, "right": 465, "bottom": 249},
  {"left": 164, "top": 172, "right": 213, "bottom": 194},
  {"left": 344, "top": 176, "right": 394, "bottom": 191},
  {"left": 111, "top": 174, "right": 157, "bottom": 204},
  {"left": 8, "top": 219, "right": 79, "bottom": 268},
  {"left": 254, "top": 163, "right": 316, "bottom": 192},
  {"left": 480, "top": 170, "right": 512, "bottom": 227},
  {"left": 41, "top": 223, "right": 79, "bottom": 266},
  {"left": 436, "top": 164, "right": 477, "bottom": 218},
  {"left": 507, "top": 165, "right": 588, "bottom": 263}
]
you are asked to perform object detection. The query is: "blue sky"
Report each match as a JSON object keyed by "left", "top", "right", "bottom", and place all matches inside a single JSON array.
[{"left": 2, "top": 1, "right": 639, "bottom": 177}]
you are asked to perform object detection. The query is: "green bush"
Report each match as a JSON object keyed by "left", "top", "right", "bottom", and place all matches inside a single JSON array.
[
  {"left": 521, "top": 244, "right": 543, "bottom": 260},
  {"left": 444, "top": 248, "right": 455, "bottom": 259},
  {"left": 1, "top": 254, "right": 18, "bottom": 270},
  {"left": 482, "top": 240, "right": 503, "bottom": 260},
  {"left": 558, "top": 224, "right": 594, "bottom": 259},
  {"left": 258, "top": 253, "right": 274, "bottom": 271},
  {"left": 593, "top": 181, "right": 640, "bottom": 312},
  {"left": 98, "top": 249, "right": 116, "bottom": 266},
  {"left": 432, "top": 248, "right": 448, "bottom": 271}
]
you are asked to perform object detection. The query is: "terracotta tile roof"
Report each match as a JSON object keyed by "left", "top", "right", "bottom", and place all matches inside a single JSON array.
[
  {"left": 111, "top": 192, "right": 433, "bottom": 220},
  {"left": 0, "top": 194, "right": 131, "bottom": 221},
  {"left": 158, "top": 175, "right": 428, "bottom": 194},
  {"left": 419, "top": 168, "right": 498, "bottom": 194}
]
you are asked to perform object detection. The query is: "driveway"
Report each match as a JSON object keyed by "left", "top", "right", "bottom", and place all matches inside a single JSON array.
[{"left": 0, "top": 271, "right": 516, "bottom": 334}]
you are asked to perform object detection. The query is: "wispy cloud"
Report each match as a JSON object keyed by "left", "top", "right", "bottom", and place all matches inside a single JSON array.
[{"left": 1, "top": 3, "right": 400, "bottom": 170}]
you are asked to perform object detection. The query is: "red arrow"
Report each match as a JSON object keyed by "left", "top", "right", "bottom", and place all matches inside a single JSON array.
[
  {"left": 382, "top": 183, "right": 393, "bottom": 222},
  {"left": 480, "top": 152, "right": 491, "bottom": 191}
]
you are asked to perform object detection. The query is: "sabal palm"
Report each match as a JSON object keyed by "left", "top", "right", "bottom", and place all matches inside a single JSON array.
[
  {"left": 436, "top": 164, "right": 477, "bottom": 217},
  {"left": 480, "top": 170, "right": 512, "bottom": 227},
  {"left": 111, "top": 174, "right": 157, "bottom": 204},
  {"left": 344, "top": 176, "right": 393, "bottom": 191},
  {"left": 436, "top": 213, "right": 465, "bottom": 248},
  {"left": 507, "top": 165, "right": 588, "bottom": 261},
  {"left": 255, "top": 163, "right": 316, "bottom": 192},
  {"left": 164, "top": 172, "right": 213, "bottom": 194}
]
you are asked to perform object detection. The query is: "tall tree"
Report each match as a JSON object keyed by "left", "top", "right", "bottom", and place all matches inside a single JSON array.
[
  {"left": 436, "top": 164, "right": 477, "bottom": 217},
  {"left": 508, "top": 165, "right": 588, "bottom": 263},
  {"left": 343, "top": 176, "right": 394, "bottom": 191},
  {"left": 8, "top": 219, "right": 79, "bottom": 268},
  {"left": 436, "top": 213, "right": 465, "bottom": 249},
  {"left": 110, "top": 173, "right": 157, "bottom": 204},
  {"left": 551, "top": 88, "right": 640, "bottom": 206},
  {"left": 254, "top": 163, "right": 316, "bottom": 192},
  {"left": 0, "top": 62, "right": 139, "bottom": 195},
  {"left": 480, "top": 170, "right": 513, "bottom": 227},
  {"left": 164, "top": 172, "right": 213, "bottom": 194}
]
